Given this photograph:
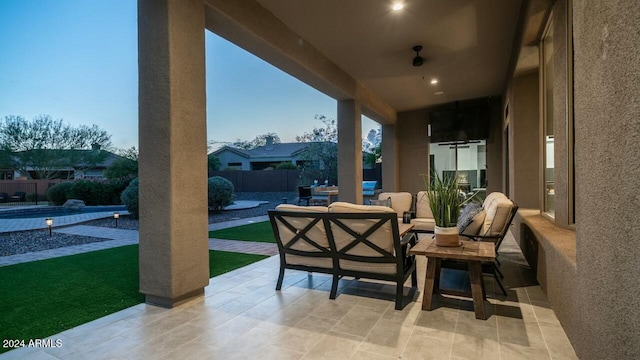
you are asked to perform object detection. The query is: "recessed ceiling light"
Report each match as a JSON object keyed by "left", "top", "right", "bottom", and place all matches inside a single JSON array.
[
  {"left": 435, "top": 91, "right": 444, "bottom": 96},
  {"left": 430, "top": 79, "right": 438, "bottom": 85},
  {"left": 392, "top": 2, "right": 404, "bottom": 11}
]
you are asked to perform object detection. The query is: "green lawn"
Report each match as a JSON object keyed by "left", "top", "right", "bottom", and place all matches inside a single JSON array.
[
  {"left": 0, "top": 246, "right": 267, "bottom": 353},
  {"left": 208, "top": 221, "right": 275, "bottom": 243}
]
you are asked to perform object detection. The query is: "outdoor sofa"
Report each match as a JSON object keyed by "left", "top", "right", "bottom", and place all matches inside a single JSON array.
[
  {"left": 375, "top": 190, "right": 518, "bottom": 294},
  {"left": 268, "top": 202, "right": 418, "bottom": 310}
]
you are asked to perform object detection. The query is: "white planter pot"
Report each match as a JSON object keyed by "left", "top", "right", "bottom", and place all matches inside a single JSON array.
[{"left": 434, "top": 226, "right": 461, "bottom": 247}]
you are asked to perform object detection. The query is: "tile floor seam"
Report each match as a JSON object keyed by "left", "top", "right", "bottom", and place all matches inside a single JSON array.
[
  {"left": 398, "top": 312, "right": 418, "bottom": 358},
  {"left": 525, "top": 286, "right": 554, "bottom": 359},
  {"left": 351, "top": 301, "right": 389, "bottom": 357},
  {"left": 449, "top": 306, "right": 461, "bottom": 360}
]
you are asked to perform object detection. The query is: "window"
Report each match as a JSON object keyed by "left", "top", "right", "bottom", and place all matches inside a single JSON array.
[
  {"left": 541, "top": 16, "right": 555, "bottom": 218},
  {"left": 429, "top": 140, "right": 487, "bottom": 198}
]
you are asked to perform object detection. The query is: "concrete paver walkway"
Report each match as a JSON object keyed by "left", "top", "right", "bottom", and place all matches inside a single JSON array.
[
  {"left": 0, "top": 215, "right": 276, "bottom": 267},
  {"left": 0, "top": 211, "right": 129, "bottom": 233}
]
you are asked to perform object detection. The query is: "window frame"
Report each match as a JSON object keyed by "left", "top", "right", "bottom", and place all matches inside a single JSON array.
[{"left": 540, "top": 13, "right": 555, "bottom": 220}]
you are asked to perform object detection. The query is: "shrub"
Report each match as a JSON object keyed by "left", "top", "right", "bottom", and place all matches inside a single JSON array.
[
  {"left": 275, "top": 162, "right": 297, "bottom": 170},
  {"left": 121, "top": 178, "right": 139, "bottom": 218},
  {"left": 104, "top": 178, "right": 133, "bottom": 204},
  {"left": 47, "top": 182, "right": 74, "bottom": 205},
  {"left": 26, "top": 193, "right": 38, "bottom": 202},
  {"left": 208, "top": 176, "right": 234, "bottom": 211},
  {"left": 67, "top": 180, "right": 106, "bottom": 205}
]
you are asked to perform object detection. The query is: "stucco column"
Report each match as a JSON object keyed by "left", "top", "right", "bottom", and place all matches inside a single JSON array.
[
  {"left": 337, "top": 100, "right": 363, "bottom": 204},
  {"left": 574, "top": 0, "right": 640, "bottom": 358},
  {"left": 138, "top": 0, "right": 209, "bottom": 307},
  {"left": 381, "top": 124, "right": 399, "bottom": 191}
]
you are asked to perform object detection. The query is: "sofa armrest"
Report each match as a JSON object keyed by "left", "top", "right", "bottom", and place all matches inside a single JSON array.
[{"left": 400, "top": 232, "right": 416, "bottom": 247}]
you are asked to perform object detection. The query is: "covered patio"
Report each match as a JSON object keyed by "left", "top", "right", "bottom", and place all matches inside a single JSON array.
[
  {"left": 6, "top": 232, "right": 576, "bottom": 359},
  {"left": 113, "top": 0, "right": 639, "bottom": 359}
]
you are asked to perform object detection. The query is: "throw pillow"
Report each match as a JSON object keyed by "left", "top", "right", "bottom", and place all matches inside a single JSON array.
[
  {"left": 369, "top": 197, "right": 392, "bottom": 208},
  {"left": 458, "top": 201, "right": 483, "bottom": 232}
]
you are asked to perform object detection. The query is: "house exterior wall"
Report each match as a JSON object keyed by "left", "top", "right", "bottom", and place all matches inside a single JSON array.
[
  {"left": 397, "top": 108, "right": 430, "bottom": 194},
  {"left": 215, "top": 150, "right": 250, "bottom": 170},
  {"left": 511, "top": 71, "right": 540, "bottom": 208},
  {"left": 397, "top": 101, "right": 503, "bottom": 195},
  {"left": 573, "top": 0, "right": 640, "bottom": 358},
  {"left": 506, "top": 1, "right": 640, "bottom": 357}
]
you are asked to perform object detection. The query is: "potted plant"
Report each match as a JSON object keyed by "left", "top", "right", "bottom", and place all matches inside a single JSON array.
[{"left": 423, "top": 170, "right": 465, "bottom": 247}]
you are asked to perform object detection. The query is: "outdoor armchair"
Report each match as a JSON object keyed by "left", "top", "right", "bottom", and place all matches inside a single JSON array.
[{"left": 441, "top": 192, "right": 518, "bottom": 295}]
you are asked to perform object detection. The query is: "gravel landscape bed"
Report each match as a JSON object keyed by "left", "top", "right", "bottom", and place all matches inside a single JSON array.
[
  {"left": 0, "top": 192, "right": 296, "bottom": 257},
  {"left": 0, "top": 230, "right": 111, "bottom": 257}
]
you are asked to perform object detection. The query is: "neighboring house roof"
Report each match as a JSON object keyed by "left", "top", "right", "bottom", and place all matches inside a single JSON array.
[
  {"left": 247, "top": 142, "right": 310, "bottom": 158},
  {"left": 211, "top": 142, "right": 333, "bottom": 160},
  {"left": 210, "top": 146, "right": 250, "bottom": 158}
]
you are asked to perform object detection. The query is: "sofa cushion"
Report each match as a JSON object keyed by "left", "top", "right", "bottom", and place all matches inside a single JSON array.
[
  {"left": 411, "top": 217, "right": 435, "bottom": 232},
  {"left": 461, "top": 210, "right": 486, "bottom": 236},
  {"left": 415, "top": 191, "right": 434, "bottom": 219},
  {"left": 481, "top": 194, "right": 514, "bottom": 236},
  {"left": 285, "top": 254, "right": 332, "bottom": 269},
  {"left": 378, "top": 192, "right": 412, "bottom": 217},
  {"left": 369, "top": 197, "right": 391, "bottom": 207},
  {"left": 274, "top": 204, "right": 329, "bottom": 252},
  {"left": 458, "top": 202, "right": 483, "bottom": 232},
  {"left": 276, "top": 204, "right": 328, "bottom": 212},
  {"left": 328, "top": 202, "right": 396, "bottom": 255},
  {"left": 339, "top": 259, "right": 397, "bottom": 275}
]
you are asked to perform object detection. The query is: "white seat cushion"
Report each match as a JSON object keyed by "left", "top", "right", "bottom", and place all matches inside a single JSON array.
[
  {"left": 378, "top": 192, "right": 412, "bottom": 217},
  {"left": 415, "top": 191, "right": 434, "bottom": 219},
  {"left": 481, "top": 193, "right": 513, "bottom": 236},
  {"left": 411, "top": 217, "right": 435, "bottom": 232}
]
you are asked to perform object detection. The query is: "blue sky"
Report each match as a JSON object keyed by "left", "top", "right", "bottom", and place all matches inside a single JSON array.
[{"left": 0, "top": 1, "right": 378, "bottom": 151}]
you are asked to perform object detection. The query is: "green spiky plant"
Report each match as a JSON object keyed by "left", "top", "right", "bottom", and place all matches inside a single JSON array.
[{"left": 422, "top": 169, "right": 478, "bottom": 228}]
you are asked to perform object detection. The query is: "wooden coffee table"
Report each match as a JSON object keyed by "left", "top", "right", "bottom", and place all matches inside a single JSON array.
[{"left": 410, "top": 238, "right": 495, "bottom": 319}]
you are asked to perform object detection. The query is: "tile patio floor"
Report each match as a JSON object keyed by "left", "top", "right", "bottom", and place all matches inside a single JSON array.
[{"left": 0, "top": 231, "right": 577, "bottom": 359}]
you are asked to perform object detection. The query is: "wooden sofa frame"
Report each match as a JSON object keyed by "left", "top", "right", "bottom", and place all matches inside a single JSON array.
[{"left": 268, "top": 210, "right": 418, "bottom": 310}]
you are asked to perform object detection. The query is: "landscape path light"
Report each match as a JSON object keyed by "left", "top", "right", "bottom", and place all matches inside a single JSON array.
[
  {"left": 45, "top": 218, "right": 53, "bottom": 237},
  {"left": 114, "top": 212, "right": 120, "bottom": 228}
]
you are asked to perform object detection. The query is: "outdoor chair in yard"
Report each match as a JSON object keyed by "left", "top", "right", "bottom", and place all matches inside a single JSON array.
[
  {"left": 297, "top": 186, "right": 312, "bottom": 206},
  {"left": 12, "top": 191, "right": 26, "bottom": 202}
]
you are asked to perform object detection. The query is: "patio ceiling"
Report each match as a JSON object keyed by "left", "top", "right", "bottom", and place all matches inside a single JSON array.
[{"left": 253, "top": 0, "right": 523, "bottom": 112}]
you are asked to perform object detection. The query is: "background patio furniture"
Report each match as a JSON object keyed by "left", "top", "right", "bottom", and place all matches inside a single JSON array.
[
  {"left": 12, "top": 191, "right": 26, "bottom": 202},
  {"left": 297, "top": 186, "right": 312, "bottom": 206}
]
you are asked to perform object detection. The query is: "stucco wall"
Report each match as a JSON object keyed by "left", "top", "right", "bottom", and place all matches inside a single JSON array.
[
  {"left": 397, "top": 100, "right": 503, "bottom": 195},
  {"left": 512, "top": 71, "right": 540, "bottom": 208},
  {"left": 397, "top": 108, "right": 430, "bottom": 194},
  {"left": 573, "top": 0, "right": 640, "bottom": 358}
]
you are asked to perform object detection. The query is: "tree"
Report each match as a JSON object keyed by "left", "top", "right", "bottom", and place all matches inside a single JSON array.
[
  {"left": 296, "top": 115, "right": 338, "bottom": 185},
  {"left": 105, "top": 147, "right": 138, "bottom": 180},
  {"left": 208, "top": 154, "right": 221, "bottom": 173},
  {"left": 230, "top": 132, "right": 281, "bottom": 150},
  {"left": 0, "top": 115, "right": 113, "bottom": 179},
  {"left": 363, "top": 127, "right": 382, "bottom": 167}
]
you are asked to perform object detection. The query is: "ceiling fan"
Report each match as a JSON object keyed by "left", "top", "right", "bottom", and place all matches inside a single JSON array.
[{"left": 412, "top": 45, "right": 424, "bottom": 67}]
